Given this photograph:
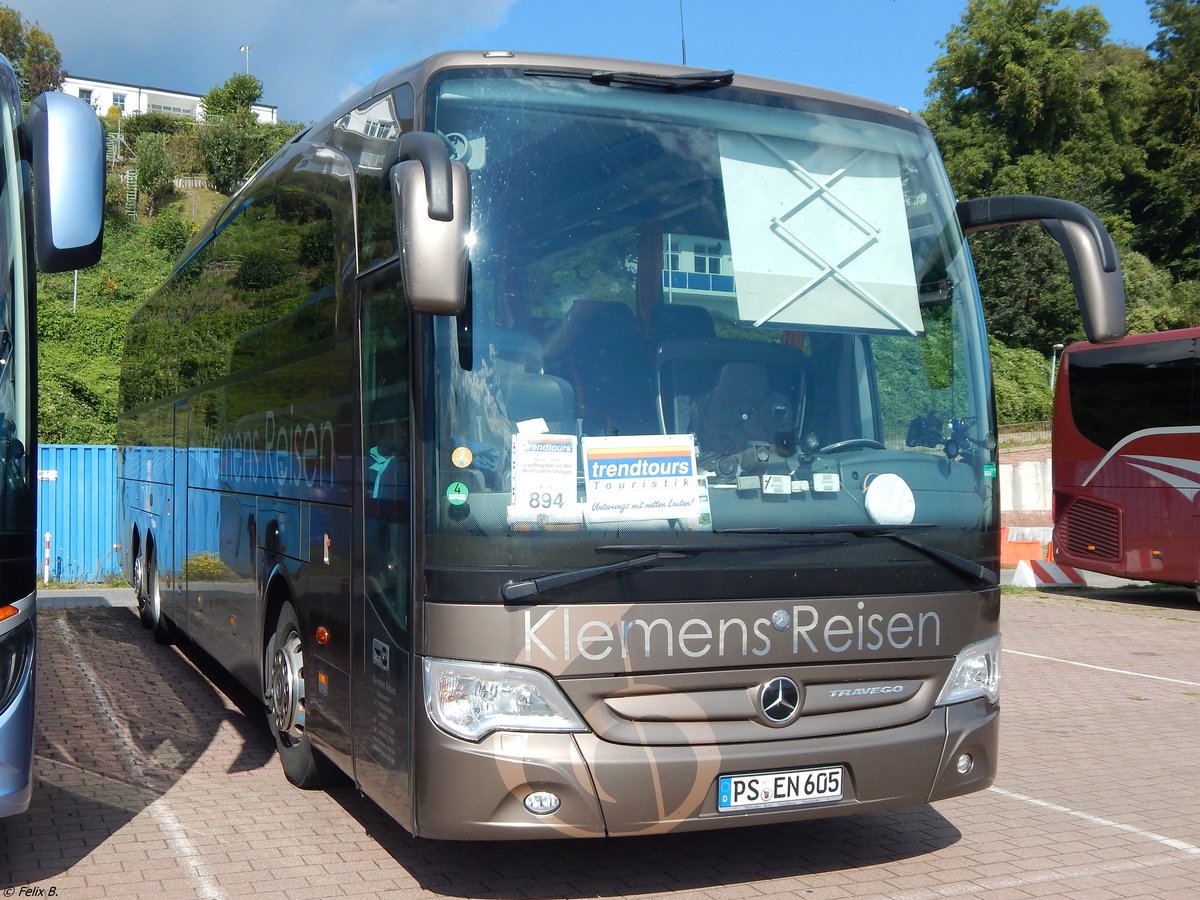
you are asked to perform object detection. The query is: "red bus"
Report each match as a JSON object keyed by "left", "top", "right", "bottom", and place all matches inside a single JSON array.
[{"left": 1052, "top": 327, "right": 1200, "bottom": 594}]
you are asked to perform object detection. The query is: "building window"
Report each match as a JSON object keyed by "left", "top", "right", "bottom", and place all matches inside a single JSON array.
[
  {"left": 149, "top": 102, "right": 194, "bottom": 118},
  {"left": 363, "top": 119, "right": 394, "bottom": 140},
  {"left": 694, "top": 243, "right": 722, "bottom": 275},
  {"left": 78, "top": 88, "right": 93, "bottom": 106},
  {"left": 113, "top": 92, "right": 126, "bottom": 112},
  {"left": 665, "top": 241, "right": 681, "bottom": 272}
]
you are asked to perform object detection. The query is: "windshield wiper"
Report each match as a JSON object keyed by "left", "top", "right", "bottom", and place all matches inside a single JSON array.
[
  {"left": 525, "top": 66, "right": 735, "bottom": 91},
  {"left": 596, "top": 537, "right": 847, "bottom": 553},
  {"left": 501, "top": 551, "right": 686, "bottom": 602},
  {"left": 501, "top": 537, "right": 844, "bottom": 603},
  {"left": 716, "top": 524, "right": 998, "bottom": 587},
  {"left": 499, "top": 525, "right": 993, "bottom": 602},
  {"left": 883, "top": 534, "right": 998, "bottom": 588}
]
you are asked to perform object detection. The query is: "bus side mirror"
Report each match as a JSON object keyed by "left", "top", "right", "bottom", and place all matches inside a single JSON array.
[
  {"left": 957, "top": 195, "right": 1125, "bottom": 344},
  {"left": 387, "top": 132, "right": 471, "bottom": 316},
  {"left": 24, "top": 91, "right": 105, "bottom": 273}
]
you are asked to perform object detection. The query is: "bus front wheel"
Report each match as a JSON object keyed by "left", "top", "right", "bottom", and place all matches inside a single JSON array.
[{"left": 265, "top": 601, "right": 335, "bottom": 788}]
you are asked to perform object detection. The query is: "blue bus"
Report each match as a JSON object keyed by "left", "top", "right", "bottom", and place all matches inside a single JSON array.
[{"left": 0, "top": 57, "right": 103, "bottom": 817}]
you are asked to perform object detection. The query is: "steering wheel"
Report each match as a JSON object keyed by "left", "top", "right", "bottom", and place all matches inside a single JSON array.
[{"left": 817, "top": 438, "right": 886, "bottom": 454}]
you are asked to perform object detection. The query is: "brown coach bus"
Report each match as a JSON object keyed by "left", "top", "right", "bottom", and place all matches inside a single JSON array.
[{"left": 117, "top": 51, "right": 1125, "bottom": 839}]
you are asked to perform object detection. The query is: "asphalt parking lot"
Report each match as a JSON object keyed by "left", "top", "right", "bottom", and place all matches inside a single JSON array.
[{"left": 2, "top": 583, "right": 1198, "bottom": 899}]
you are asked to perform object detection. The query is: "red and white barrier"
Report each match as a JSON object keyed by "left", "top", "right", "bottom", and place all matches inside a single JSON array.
[{"left": 1012, "top": 559, "right": 1086, "bottom": 588}]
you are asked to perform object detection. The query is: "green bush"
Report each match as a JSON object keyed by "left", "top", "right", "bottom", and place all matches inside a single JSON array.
[
  {"left": 233, "top": 247, "right": 296, "bottom": 290},
  {"left": 990, "top": 338, "right": 1053, "bottom": 424},
  {"left": 181, "top": 552, "right": 232, "bottom": 581},
  {"left": 145, "top": 210, "right": 192, "bottom": 256}
]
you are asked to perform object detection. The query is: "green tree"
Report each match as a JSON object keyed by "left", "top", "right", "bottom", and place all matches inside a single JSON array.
[
  {"left": 925, "top": 0, "right": 1108, "bottom": 192},
  {"left": 0, "top": 8, "right": 25, "bottom": 66},
  {"left": 1132, "top": 0, "right": 1200, "bottom": 279},
  {"left": 135, "top": 132, "right": 176, "bottom": 217},
  {"left": 196, "top": 73, "right": 297, "bottom": 193},
  {"left": 198, "top": 117, "right": 256, "bottom": 194},
  {"left": 923, "top": 0, "right": 1171, "bottom": 349},
  {"left": 0, "top": 6, "right": 66, "bottom": 101},
  {"left": 202, "top": 72, "right": 263, "bottom": 120},
  {"left": 22, "top": 25, "right": 63, "bottom": 95}
]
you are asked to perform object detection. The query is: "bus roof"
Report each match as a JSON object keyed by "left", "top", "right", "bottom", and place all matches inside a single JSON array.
[
  {"left": 1064, "top": 326, "right": 1200, "bottom": 356},
  {"left": 316, "top": 50, "right": 925, "bottom": 136}
]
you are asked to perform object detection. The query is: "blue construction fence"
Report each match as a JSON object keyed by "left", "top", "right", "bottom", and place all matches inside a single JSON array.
[{"left": 36, "top": 444, "right": 121, "bottom": 583}]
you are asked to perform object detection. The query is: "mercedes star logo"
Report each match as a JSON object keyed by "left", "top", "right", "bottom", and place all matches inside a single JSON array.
[{"left": 760, "top": 676, "right": 801, "bottom": 725}]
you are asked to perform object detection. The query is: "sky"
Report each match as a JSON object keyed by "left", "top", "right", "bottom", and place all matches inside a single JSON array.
[{"left": 16, "top": 0, "right": 1162, "bottom": 124}]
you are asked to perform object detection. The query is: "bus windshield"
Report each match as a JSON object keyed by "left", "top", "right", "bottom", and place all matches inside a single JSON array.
[
  {"left": 421, "top": 69, "right": 993, "bottom": 560},
  {"left": 0, "top": 81, "right": 31, "bottom": 558}
]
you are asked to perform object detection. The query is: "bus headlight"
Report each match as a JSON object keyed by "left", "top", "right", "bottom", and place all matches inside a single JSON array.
[
  {"left": 423, "top": 657, "right": 587, "bottom": 742},
  {"left": 935, "top": 634, "right": 1001, "bottom": 706}
]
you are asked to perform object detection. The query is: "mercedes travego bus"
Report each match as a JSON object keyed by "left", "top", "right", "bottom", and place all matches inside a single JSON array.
[
  {"left": 117, "top": 51, "right": 1125, "bottom": 839},
  {"left": 1052, "top": 327, "right": 1200, "bottom": 597},
  {"left": 0, "top": 58, "right": 104, "bottom": 816}
]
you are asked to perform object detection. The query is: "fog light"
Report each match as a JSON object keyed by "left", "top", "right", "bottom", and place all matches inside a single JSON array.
[
  {"left": 523, "top": 790, "right": 561, "bottom": 815},
  {"left": 956, "top": 753, "right": 973, "bottom": 775}
]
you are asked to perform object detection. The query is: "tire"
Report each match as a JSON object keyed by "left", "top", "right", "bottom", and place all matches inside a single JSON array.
[
  {"left": 133, "top": 548, "right": 149, "bottom": 629},
  {"left": 142, "top": 548, "right": 174, "bottom": 645},
  {"left": 264, "top": 601, "right": 336, "bottom": 788}
]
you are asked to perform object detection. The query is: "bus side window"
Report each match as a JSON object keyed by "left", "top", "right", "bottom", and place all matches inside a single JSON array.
[
  {"left": 327, "top": 84, "right": 415, "bottom": 270},
  {"left": 360, "top": 284, "right": 411, "bottom": 628}
]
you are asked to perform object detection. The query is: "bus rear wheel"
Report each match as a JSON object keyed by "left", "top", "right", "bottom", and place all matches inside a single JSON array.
[
  {"left": 265, "top": 601, "right": 336, "bottom": 788},
  {"left": 141, "top": 548, "right": 173, "bottom": 645},
  {"left": 131, "top": 547, "right": 145, "bottom": 611}
]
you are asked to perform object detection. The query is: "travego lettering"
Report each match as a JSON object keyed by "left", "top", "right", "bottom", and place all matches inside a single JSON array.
[{"left": 828, "top": 685, "right": 906, "bottom": 697}]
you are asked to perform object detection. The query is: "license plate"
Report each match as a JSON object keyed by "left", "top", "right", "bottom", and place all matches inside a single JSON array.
[{"left": 718, "top": 765, "right": 844, "bottom": 812}]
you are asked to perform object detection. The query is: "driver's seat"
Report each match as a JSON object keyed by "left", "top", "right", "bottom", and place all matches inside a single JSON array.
[{"left": 691, "top": 362, "right": 792, "bottom": 457}]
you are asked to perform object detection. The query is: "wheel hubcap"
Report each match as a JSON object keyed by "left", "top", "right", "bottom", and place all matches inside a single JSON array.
[
  {"left": 149, "top": 565, "right": 161, "bottom": 621},
  {"left": 269, "top": 632, "right": 305, "bottom": 740}
]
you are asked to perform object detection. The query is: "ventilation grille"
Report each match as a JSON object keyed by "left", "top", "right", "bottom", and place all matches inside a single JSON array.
[{"left": 1062, "top": 498, "right": 1122, "bottom": 561}]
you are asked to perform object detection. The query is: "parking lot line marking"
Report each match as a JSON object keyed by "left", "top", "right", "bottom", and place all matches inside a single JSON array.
[
  {"left": 989, "top": 786, "right": 1200, "bottom": 858},
  {"left": 1004, "top": 649, "right": 1200, "bottom": 687},
  {"left": 53, "top": 616, "right": 228, "bottom": 900}
]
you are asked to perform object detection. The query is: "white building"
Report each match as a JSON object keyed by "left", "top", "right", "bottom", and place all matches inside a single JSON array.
[{"left": 61, "top": 74, "right": 278, "bottom": 125}]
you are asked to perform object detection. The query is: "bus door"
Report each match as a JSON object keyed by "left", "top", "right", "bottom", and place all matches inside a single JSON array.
[{"left": 351, "top": 279, "right": 414, "bottom": 826}]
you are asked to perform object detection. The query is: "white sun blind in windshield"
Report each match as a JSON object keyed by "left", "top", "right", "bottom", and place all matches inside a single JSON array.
[{"left": 718, "top": 132, "right": 921, "bottom": 335}]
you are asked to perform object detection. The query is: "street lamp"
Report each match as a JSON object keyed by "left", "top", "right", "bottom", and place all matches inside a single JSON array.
[
  {"left": 239, "top": 44, "right": 252, "bottom": 74},
  {"left": 1050, "top": 343, "right": 1065, "bottom": 390}
]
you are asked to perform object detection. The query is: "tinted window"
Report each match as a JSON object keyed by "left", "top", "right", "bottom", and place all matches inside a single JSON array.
[
  {"left": 1067, "top": 338, "right": 1197, "bottom": 450},
  {"left": 326, "top": 84, "right": 415, "bottom": 269},
  {"left": 121, "top": 190, "right": 338, "bottom": 411}
]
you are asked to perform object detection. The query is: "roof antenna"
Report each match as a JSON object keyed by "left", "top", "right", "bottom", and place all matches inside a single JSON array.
[{"left": 679, "top": 0, "right": 688, "bottom": 65}]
